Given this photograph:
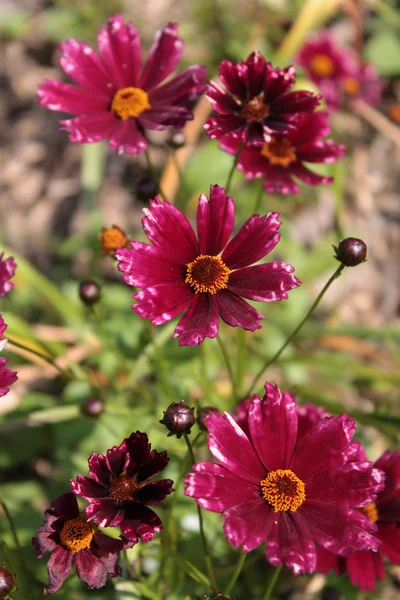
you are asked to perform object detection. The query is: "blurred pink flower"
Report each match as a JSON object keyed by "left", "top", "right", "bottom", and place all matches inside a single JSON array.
[
  {"left": 0, "top": 316, "right": 18, "bottom": 398},
  {"left": 0, "top": 252, "right": 16, "bottom": 297}
]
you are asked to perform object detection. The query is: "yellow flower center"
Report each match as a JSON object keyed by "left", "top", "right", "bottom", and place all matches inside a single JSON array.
[
  {"left": 342, "top": 77, "right": 360, "bottom": 96},
  {"left": 59, "top": 517, "right": 97, "bottom": 554},
  {"left": 111, "top": 87, "right": 151, "bottom": 120},
  {"left": 309, "top": 54, "right": 335, "bottom": 77},
  {"left": 108, "top": 474, "right": 140, "bottom": 503},
  {"left": 240, "top": 96, "right": 269, "bottom": 122},
  {"left": 99, "top": 225, "right": 128, "bottom": 255},
  {"left": 359, "top": 503, "right": 379, "bottom": 523},
  {"left": 260, "top": 469, "right": 306, "bottom": 512},
  {"left": 261, "top": 137, "right": 297, "bottom": 167},
  {"left": 185, "top": 255, "right": 231, "bottom": 294}
]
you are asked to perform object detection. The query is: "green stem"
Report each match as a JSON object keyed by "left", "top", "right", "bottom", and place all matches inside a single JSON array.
[
  {"left": 144, "top": 149, "right": 167, "bottom": 201},
  {"left": 0, "top": 498, "right": 21, "bottom": 551},
  {"left": 263, "top": 565, "right": 282, "bottom": 600},
  {"left": 6, "top": 338, "right": 73, "bottom": 379},
  {"left": 253, "top": 182, "right": 265, "bottom": 214},
  {"left": 183, "top": 433, "right": 219, "bottom": 594},
  {"left": 224, "top": 552, "right": 247, "bottom": 596},
  {"left": 216, "top": 334, "right": 236, "bottom": 398},
  {"left": 244, "top": 264, "right": 345, "bottom": 397},
  {"left": 225, "top": 142, "right": 243, "bottom": 195}
]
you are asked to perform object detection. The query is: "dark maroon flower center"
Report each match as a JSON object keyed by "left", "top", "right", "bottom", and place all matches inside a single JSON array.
[
  {"left": 111, "top": 87, "right": 151, "bottom": 120},
  {"left": 261, "top": 137, "right": 297, "bottom": 167},
  {"left": 240, "top": 96, "right": 269, "bottom": 122},
  {"left": 309, "top": 53, "right": 335, "bottom": 77},
  {"left": 359, "top": 503, "right": 378, "bottom": 523},
  {"left": 260, "top": 469, "right": 306, "bottom": 512},
  {"left": 108, "top": 474, "right": 140, "bottom": 503},
  {"left": 59, "top": 516, "right": 97, "bottom": 554},
  {"left": 185, "top": 255, "right": 231, "bottom": 294}
]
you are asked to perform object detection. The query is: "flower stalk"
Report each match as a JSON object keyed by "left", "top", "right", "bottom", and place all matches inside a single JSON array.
[
  {"left": 224, "top": 552, "right": 247, "bottom": 596},
  {"left": 263, "top": 564, "right": 282, "bottom": 600}
]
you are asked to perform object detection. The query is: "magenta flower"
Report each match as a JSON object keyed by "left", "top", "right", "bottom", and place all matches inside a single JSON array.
[
  {"left": 185, "top": 383, "right": 385, "bottom": 574},
  {"left": 0, "top": 252, "right": 17, "bottom": 298},
  {"left": 296, "top": 31, "right": 354, "bottom": 110},
  {"left": 317, "top": 449, "right": 400, "bottom": 591},
  {"left": 37, "top": 15, "right": 206, "bottom": 156},
  {"left": 340, "top": 61, "right": 384, "bottom": 108},
  {"left": 71, "top": 432, "right": 174, "bottom": 543},
  {"left": 223, "top": 111, "right": 345, "bottom": 195},
  {"left": 116, "top": 185, "right": 300, "bottom": 346},
  {"left": 32, "top": 493, "right": 123, "bottom": 595},
  {"left": 0, "top": 317, "right": 18, "bottom": 398},
  {"left": 204, "top": 51, "right": 321, "bottom": 147}
]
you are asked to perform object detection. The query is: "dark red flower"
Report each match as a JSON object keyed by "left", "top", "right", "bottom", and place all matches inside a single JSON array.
[
  {"left": 223, "top": 111, "right": 345, "bottom": 195},
  {"left": 185, "top": 383, "right": 385, "bottom": 574},
  {"left": 37, "top": 15, "right": 206, "bottom": 156},
  {"left": 71, "top": 432, "right": 174, "bottom": 543},
  {"left": 204, "top": 51, "right": 321, "bottom": 147},
  {"left": 0, "top": 317, "right": 18, "bottom": 398},
  {"left": 0, "top": 253, "right": 16, "bottom": 298},
  {"left": 116, "top": 185, "right": 300, "bottom": 346},
  {"left": 32, "top": 493, "right": 123, "bottom": 595},
  {"left": 340, "top": 61, "right": 384, "bottom": 108},
  {"left": 317, "top": 449, "right": 400, "bottom": 591}
]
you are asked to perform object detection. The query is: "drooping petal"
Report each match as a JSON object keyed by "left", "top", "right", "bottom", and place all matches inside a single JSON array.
[
  {"left": 265, "top": 511, "right": 316, "bottom": 574},
  {"left": 60, "top": 112, "right": 116, "bottom": 144},
  {"left": 108, "top": 119, "right": 148, "bottom": 156},
  {"left": 85, "top": 500, "right": 124, "bottom": 528},
  {"left": 133, "top": 283, "right": 193, "bottom": 325},
  {"left": 228, "top": 262, "right": 300, "bottom": 302},
  {"left": 263, "top": 165, "right": 300, "bottom": 195},
  {"left": 71, "top": 476, "right": 108, "bottom": 501},
  {"left": 74, "top": 548, "right": 110, "bottom": 590},
  {"left": 59, "top": 39, "right": 113, "bottom": 94},
  {"left": 297, "top": 140, "right": 345, "bottom": 163},
  {"left": 288, "top": 111, "right": 331, "bottom": 145},
  {"left": 216, "top": 290, "right": 264, "bottom": 332},
  {"left": 123, "top": 504, "right": 163, "bottom": 538},
  {"left": 138, "top": 106, "right": 192, "bottom": 130},
  {"left": 135, "top": 480, "right": 174, "bottom": 505},
  {"left": 173, "top": 293, "right": 220, "bottom": 346},
  {"left": 32, "top": 512, "right": 61, "bottom": 558},
  {"left": 149, "top": 65, "right": 207, "bottom": 105},
  {"left": 196, "top": 185, "right": 235, "bottom": 255},
  {"left": 97, "top": 14, "right": 142, "bottom": 89},
  {"left": 140, "top": 23, "right": 183, "bottom": 90},
  {"left": 44, "top": 546, "right": 73, "bottom": 596},
  {"left": 223, "top": 499, "right": 274, "bottom": 552},
  {"left": 37, "top": 79, "right": 109, "bottom": 114}
]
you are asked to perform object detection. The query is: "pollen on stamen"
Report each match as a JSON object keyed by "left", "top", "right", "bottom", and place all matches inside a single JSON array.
[
  {"left": 240, "top": 96, "right": 269, "bottom": 122},
  {"left": 59, "top": 517, "right": 97, "bottom": 554},
  {"left": 108, "top": 474, "right": 140, "bottom": 503},
  {"left": 309, "top": 54, "right": 335, "bottom": 77},
  {"left": 185, "top": 255, "right": 231, "bottom": 294},
  {"left": 260, "top": 469, "right": 306, "bottom": 512},
  {"left": 111, "top": 87, "right": 151, "bottom": 120},
  {"left": 360, "top": 502, "right": 379, "bottom": 523},
  {"left": 261, "top": 137, "right": 297, "bottom": 167}
]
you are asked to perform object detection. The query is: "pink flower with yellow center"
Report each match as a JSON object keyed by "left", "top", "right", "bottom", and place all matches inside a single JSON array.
[
  {"left": 185, "top": 383, "right": 385, "bottom": 574},
  {"left": 37, "top": 15, "right": 206, "bottom": 156},
  {"left": 116, "top": 185, "right": 300, "bottom": 346}
]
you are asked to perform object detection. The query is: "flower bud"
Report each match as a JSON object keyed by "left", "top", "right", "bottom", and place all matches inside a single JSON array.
[
  {"left": 99, "top": 225, "right": 128, "bottom": 255},
  {"left": 333, "top": 237, "right": 367, "bottom": 267},
  {"left": 197, "top": 406, "right": 219, "bottom": 431},
  {"left": 0, "top": 563, "right": 17, "bottom": 599},
  {"left": 136, "top": 176, "right": 158, "bottom": 201},
  {"left": 82, "top": 397, "right": 104, "bottom": 418},
  {"left": 160, "top": 400, "right": 195, "bottom": 438},
  {"left": 79, "top": 280, "right": 101, "bottom": 305},
  {"left": 167, "top": 130, "right": 186, "bottom": 149}
]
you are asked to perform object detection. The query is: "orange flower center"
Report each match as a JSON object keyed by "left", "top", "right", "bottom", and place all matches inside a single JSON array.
[
  {"left": 260, "top": 469, "right": 306, "bottom": 512},
  {"left": 185, "top": 255, "right": 231, "bottom": 294},
  {"left": 342, "top": 77, "right": 360, "bottom": 96},
  {"left": 59, "top": 517, "right": 97, "bottom": 554},
  {"left": 309, "top": 54, "right": 335, "bottom": 77},
  {"left": 108, "top": 474, "right": 140, "bottom": 503},
  {"left": 240, "top": 96, "right": 269, "bottom": 122},
  {"left": 99, "top": 225, "right": 128, "bottom": 255},
  {"left": 388, "top": 103, "right": 400, "bottom": 123},
  {"left": 359, "top": 503, "right": 379, "bottom": 523},
  {"left": 111, "top": 87, "right": 151, "bottom": 120},
  {"left": 261, "top": 137, "right": 297, "bottom": 167}
]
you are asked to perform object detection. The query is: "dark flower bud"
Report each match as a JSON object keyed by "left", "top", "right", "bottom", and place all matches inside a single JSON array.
[
  {"left": 82, "top": 397, "right": 104, "bottom": 418},
  {"left": 0, "top": 563, "right": 17, "bottom": 599},
  {"left": 197, "top": 406, "right": 219, "bottom": 431},
  {"left": 167, "top": 130, "right": 186, "bottom": 149},
  {"left": 321, "top": 587, "right": 340, "bottom": 600},
  {"left": 79, "top": 280, "right": 101, "bottom": 305},
  {"left": 160, "top": 400, "right": 195, "bottom": 438},
  {"left": 136, "top": 176, "right": 158, "bottom": 201},
  {"left": 333, "top": 238, "right": 367, "bottom": 267}
]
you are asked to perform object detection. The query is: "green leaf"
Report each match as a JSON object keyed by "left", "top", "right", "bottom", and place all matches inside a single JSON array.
[
  {"left": 365, "top": 31, "right": 400, "bottom": 75},
  {"left": 183, "top": 559, "right": 211, "bottom": 587}
]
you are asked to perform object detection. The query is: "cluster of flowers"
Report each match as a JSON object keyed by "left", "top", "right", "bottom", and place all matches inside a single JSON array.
[{"left": 0, "top": 252, "right": 18, "bottom": 398}]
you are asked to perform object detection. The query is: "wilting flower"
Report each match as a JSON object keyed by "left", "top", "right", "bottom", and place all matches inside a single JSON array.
[
  {"left": 340, "top": 61, "right": 384, "bottom": 108},
  {"left": 116, "top": 185, "right": 300, "bottom": 346},
  {"left": 204, "top": 51, "right": 321, "bottom": 147},
  {"left": 317, "top": 449, "right": 400, "bottom": 591},
  {"left": 0, "top": 317, "right": 18, "bottom": 398},
  {"left": 37, "top": 15, "right": 206, "bottom": 156},
  {"left": 223, "top": 111, "right": 345, "bottom": 194},
  {"left": 0, "top": 253, "right": 16, "bottom": 298},
  {"left": 32, "top": 493, "right": 123, "bottom": 595},
  {"left": 71, "top": 431, "right": 174, "bottom": 543},
  {"left": 185, "top": 383, "right": 385, "bottom": 574}
]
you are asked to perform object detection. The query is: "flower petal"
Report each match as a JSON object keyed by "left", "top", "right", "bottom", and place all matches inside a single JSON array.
[
  {"left": 136, "top": 480, "right": 174, "bottom": 505},
  {"left": 71, "top": 476, "right": 107, "bottom": 501},
  {"left": 173, "top": 293, "right": 220, "bottom": 346},
  {"left": 346, "top": 550, "right": 385, "bottom": 591},
  {"left": 218, "top": 59, "right": 246, "bottom": 99},
  {"left": 108, "top": 119, "right": 148, "bottom": 156},
  {"left": 86, "top": 500, "right": 124, "bottom": 528},
  {"left": 263, "top": 165, "right": 300, "bottom": 195},
  {"left": 140, "top": 23, "right": 183, "bottom": 90},
  {"left": 138, "top": 106, "right": 192, "bottom": 130},
  {"left": 206, "top": 81, "right": 239, "bottom": 115},
  {"left": 116, "top": 243, "right": 185, "bottom": 287},
  {"left": 265, "top": 511, "right": 316, "bottom": 574},
  {"left": 44, "top": 546, "right": 73, "bottom": 596},
  {"left": 37, "top": 79, "right": 109, "bottom": 115},
  {"left": 379, "top": 523, "right": 400, "bottom": 565},
  {"left": 75, "top": 548, "right": 109, "bottom": 590},
  {"left": 137, "top": 449, "right": 170, "bottom": 482},
  {"left": 216, "top": 290, "right": 264, "bottom": 332},
  {"left": 133, "top": 283, "right": 193, "bottom": 325},
  {"left": 88, "top": 453, "right": 109, "bottom": 486},
  {"left": 196, "top": 185, "right": 235, "bottom": 255},
  {"left": 297, "top": 140, "right": 345, "bottom": 163},
  {"left": 228, "top": 262, "right": 300, "bottom": 302},
  {"left": 59, "top": 39, "right": 113, "bottom": 94},
  {"left": 223, "top": 499, "right": 274, "bottom": 552},
  {"left": 60, "top": 112, "right": 116, "bottom": 144},
  {"left": 149, "top": 65, "right": 207, "bottom": 105}
]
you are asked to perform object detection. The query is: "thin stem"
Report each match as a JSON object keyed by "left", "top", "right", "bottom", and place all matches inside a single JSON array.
[
  {"left": 263, "top": 565, "right": 282, "bottom": 600},
  {"left": 183, "top": 433, "right": 219, "bottom": 594},
  {"left": 244, "top": 264, "right": 345, "bottom": 397},
  {"left": 216, "top": 334, "right": 236, "bottom": 398},
  {"left": 6, "top": 339, "right": 73, "bottom": 379},
  {"left": 0, "top": 497, "right": 21, "bottom": 550},
  {"left": 144, "top": 149, "right": 167, "bottom": 201},
  {"left": 224, "top": 552, "right": 247, "bottom": 596},
  {"left": 225, "top": 142, "right": 243, "bottom": 195},
  {"left": 253, "top": 181, "right": 264, "bottom": 214}
]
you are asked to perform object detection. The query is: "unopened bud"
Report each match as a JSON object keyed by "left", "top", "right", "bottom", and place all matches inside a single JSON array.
[
  {"left": 197, "top": 406, "right": 219, "bottom": 431},
  {"left": 82, "top": 397, "right": 104, "bottom": 418},
  {"left": 160, "top": 401, "right": 195, "bottom": 438},
  {"left": 333, "top": 237, "right": 367, "bottom": 267},
  {"left": 99, "top": 225, "right": 128, "bottom": 255},
  {"left": 167, "top": 130, "right": 186, "bottom": 149},
  {"left": 0, "top": 563, "right": 17, "bottom": 599},
  {"left": 79, "top": 280, "right": 101, "bottom": 305},
  {"left": 136, "top": 176, "right": 158, "bottom": 201}
]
